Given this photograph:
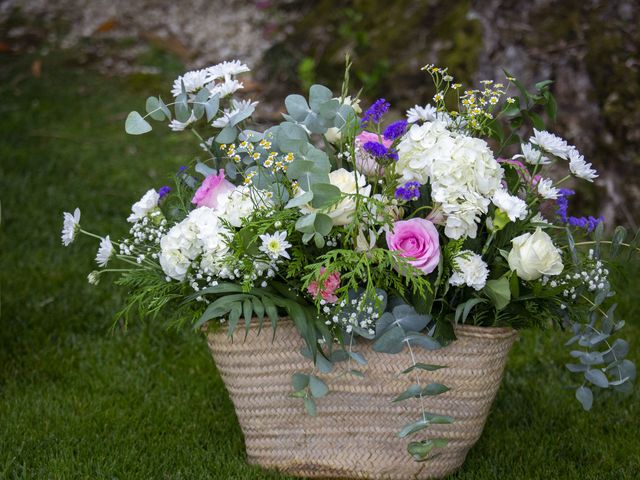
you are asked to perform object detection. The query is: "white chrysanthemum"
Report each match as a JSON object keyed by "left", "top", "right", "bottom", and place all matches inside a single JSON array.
[
  {"left": 207, "top": 78, "right": 245, "bottom": 98},
  {"left": 206, "top": 60, "right": 250, "bottom": 80},
  {"left": 95, "top": 235, "right": 113, "bottom": 267},
  {"left": 259, "top": 231, "right": 292, "bottom": 260},
  {"left": 492, "top": 189, "right": 528, "bottom": 222},
  {"left": 449, "top": 250, "right": 489, "bottom": 291},
  {"left": 406, "top": 104, "right": 438, "bottom": 123},
  {"left": 61, "top": 208, "right": 81, "bottom": 246},
  {"left": 531, "top": 212, "right": 550, "bottom": 226},
  {"left": 171, "top": 69, "right": 210, "bottom": 97},
  {"left": 529, "top": 129, "right": 572, "bottom": 159},
  {"left": 514, "top": 142, "right": 551, "bottom": 165},
  {"left": 397, "top": 121, "right": 504, "bottom": 239},
  {"left": 568, "top": 148, "right": 598, "bottom": 182},
  {"left": 537, "top": 178, "right": 559, "bottom": 199},
  {"left": 168, "top": 111, "right": 197, "bottom": 132},
  {"left": 127, "top": 189, "right": 160, "bottom": 223},
  {"left": 87, "top": 271, "right": 100, "bottom": 285},
  {"left": 211, "top": 99, "right": 258, "bottom": 128}
]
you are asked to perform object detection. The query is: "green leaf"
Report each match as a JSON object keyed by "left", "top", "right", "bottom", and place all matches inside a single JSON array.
[
  {"left": 227, "top": 302, "right": 242, "bottom": 338},
  {"left": 175, "top": 93, "right": 190, "bottom": 122},
  {"left": 284, "top": 94, "right": 310, "bottom": 121},
  {"left": 145, "top": 97, "right": 166, "bottom": 121},
  {"left": 125, "top": 111, "right": 152, "bottom": 135},
  {"left": 192, "top": 88, "right": 210, "bottom": 119},
  {"left": 585, "top": 369, "right": 609, "bottom": 388},
  {"left": 205, "top": 94, "right": 220, "bottom": 122},
  {"left": 313, "top": 213, "right": 333, "bottom": 236},
  {"left": 285, "top": 190, "right": 313, "bottom": 209},
  {"left": 484, "top": 277, "right": 511, "bottom": 310},
  {"left": 291, "top": 373, "right": 309, "bottom": 391},
  {"left": 535, "top": 79, "right": 554, "bottom": 91},
  {"left": 348, "top": 351, "right": 367, "bottom": 365},
  {"left": 304, "top": 397, "right": 317, "bottom": 416},
  {"left": 611, "top": 226, "right": 627, "bottom": 258},
  {"left": 398, "top": 419, "right": 429, "bottom": 438},
  {"left": 158, "top": 96, "right": 172, "bottom": 119},
  {"left": 295, "top": 213, "right": 317, "bottom": 234},
  {"left": 216, "top": 125, "right": 237, "bottom": 144},
  {"left": 242, "top": 298, "right": 253, "bottom": 337},
  {"left": 309, "top": 375, "right": 329, "bottom": 398},
  {"left": 422, "top": 383, "right": 449, "bottom": 396},
  {"left": 229, "top": 104, "right": 256, "bottom": 127},
  {"left": 544, "top": 91, "right": 557, "bottom": 121},
  {"left": 400, "top": 363, "right": 446, "bottom": 374},
  {"left": 372, "top": 326, "right": 405, "bottom": 354},
  {"left": 251, "top": 297, "right": 265, "bottom": 332},
  {"left": 262, "top": 297, "right": 279, "bottom": 338},
  {"left": 407, "top": 440, "right": 435, "bottom": 461},
  {"left": 309, "top": 84, "right": 333, "bottom": 111},
  {"left": 405, "top": 333, "right": 441, "bottom": 351},
  {"left": 393, "top": 384, "right": 422, "bottom": 402},
  {"left": 576, "top": 385, "right": 593, "bottom": 411},
  {"left": 310, "top": 183, "right": 341, "bottom": 209}
]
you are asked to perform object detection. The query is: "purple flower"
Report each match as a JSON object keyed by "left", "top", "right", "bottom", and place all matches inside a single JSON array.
[
  {"left": 361, "top": 98, "right": 390, "bottom": 126},
  {"left": 395, "top": 181, "right": 421, "bottom": 201},
  {"left": 383, "top": 120, "right": 408, "bottom": 141},
  {"left": 177, "top": 166, "right": 187, "bottom": 174},
  {"left": 363, "top": 141, "right": 388, "bottom": 157},
  {"left": 158, "top": 186, "right": 172, "bottom": 199},
  {"left": 555, "top": 189, "right": 604, "bottom": 232}
]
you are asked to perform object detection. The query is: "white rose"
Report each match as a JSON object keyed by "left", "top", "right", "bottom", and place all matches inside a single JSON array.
[
  {"left": 508, "top": 228, "right": 564, "bottom": 281},
  {"left": 325, "top": 168, "right": 371, "bottom": 226},
  {"left": 127, "top": 189, "right": 160, "bottom": 223},
  {"left": 324, "top": 127, "right": 342, "bottom": 144}
]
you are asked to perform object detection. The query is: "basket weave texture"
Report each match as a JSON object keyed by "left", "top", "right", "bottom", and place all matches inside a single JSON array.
[{"left": 207, "top": 319, "right": 517, "bottom": 479}]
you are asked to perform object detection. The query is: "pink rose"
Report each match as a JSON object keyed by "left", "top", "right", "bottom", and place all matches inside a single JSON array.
[
  {"left": 386, "top": 218, "right": 440, "bottom": 274},
  {"left": 355, "top": 131, "right": 392, "bottom": 176},
  {"left": 191, "top": 170, "right": 235, "bottom": 209},
  {"left": 308, "top": 267, "right": 341, "bottom": 303}
]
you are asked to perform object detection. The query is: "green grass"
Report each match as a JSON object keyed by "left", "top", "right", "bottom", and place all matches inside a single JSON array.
[{"left": 1, "top": 51, "right": 638, "bottom": 479}]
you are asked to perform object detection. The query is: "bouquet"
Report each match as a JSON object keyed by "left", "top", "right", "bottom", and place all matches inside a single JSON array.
[{"left": 62, "top": 59, "right": 637, "bottom": 462}]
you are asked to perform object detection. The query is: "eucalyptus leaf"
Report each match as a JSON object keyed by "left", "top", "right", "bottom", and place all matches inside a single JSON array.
[
  {"left": 585, "top": 369, "right": 609, "bottom": 388},
  {"left": 304, "top": 397, "right": 317, "bottom": 416},
  {"left": 484, "top": 277, "right": 511, "bottom": 310},
  {"left": 216, "top": 125, "right": 237, "bottom": 144},
  {"left": 575, "top": 385, "right": 593, "bottom": 411},
  {"left": 292, "top": 373, "right": 309, "bottom": 391},
  {"left": 309, "top": 376, "right": 329, "bottom": 398},
  {"left": 125, "top": 111, "right": 152, "bottom": 135}
]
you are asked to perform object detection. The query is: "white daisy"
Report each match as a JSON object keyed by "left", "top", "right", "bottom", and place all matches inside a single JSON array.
[
  {"left": 96, "top": 235, "right": 114, "bottom": 267},
  {"left": 568, "top": 148, "right": 598, "bottom": 182},
  {"left": 207, "top": 78, "right": 244, "bottom": 98},
  {"left": 258, "top": 231, "right": 291, "bottom": 260},
  {"left": 61, "top": 208, "right": 81, "bottom": 246},
  {"left": 537, "top": 178, "right": 559, "bottom": 199},
  {"left": 529, "top": 129, "right": 572, "bottom": 159},
  {"left": 206, "top": 60, "right": 250, "bottom": 81},
  {"left": 168, "top": 112, "right": 197, "bottom": 132},
  {"left": 514, "top": 142, "right": 551, "bottom": 165},
  {"left": 171, "top": 69, "right": 210, "bottom": 97}
]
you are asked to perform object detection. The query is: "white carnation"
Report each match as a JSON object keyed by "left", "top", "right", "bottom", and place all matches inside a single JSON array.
[
  {"left": 492, "top": 189, "right": 528, "bottom": 222},
  {"left": 529, "top": 129, "right": 572, "bottom": 160},
  {"left": 568, "top": 148, "right": 598, "bottom": 182},
  {"left": 537, "top": 178, "right": 559, "bottom": 199},
  {"left": 127, "top": 189, "right": 160, "bottom": 223},
  {"left": 449, "top": 250, "right": 489, "bottom": 291}
]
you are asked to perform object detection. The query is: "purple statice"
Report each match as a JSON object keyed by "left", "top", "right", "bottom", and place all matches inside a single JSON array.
[
  {"left": 361, "top": 98, "right": 390, "bottom": 126},
  {"left": 383, "top": 120, "right": 408, "bottom": 141},
  {"left": 387, "top": 148, "right": 399, "bottom": 161},
  {"left": 555, "top": 189, "right": 604, "bottom": 232},
  {"left": 177, "top": 166, "right": 187, "bottom": 174},
  {"left": 395, "top": 181, "right": 421, "bottom": 201},
  {"left": 363, "top": 141, "right": 388, "bottom": 157},
  {"left": 158, "top": 185, "right": 172, "bottom": 199}
]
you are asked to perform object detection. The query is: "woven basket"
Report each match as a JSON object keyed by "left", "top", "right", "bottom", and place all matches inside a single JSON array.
[{"left": 207, "top": 319, "right": 517, "bottom": 479}]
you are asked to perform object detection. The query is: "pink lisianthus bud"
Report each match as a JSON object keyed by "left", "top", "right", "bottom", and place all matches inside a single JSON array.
[
  {"left": 385, "top": 218, "right": 440, "bottom": 274},
  {"left": 191, "top": 170, "right": 235, "bottom": 209},
  {"left": 355, "top": 131, "right": 392, "bottom": 176},
  {"left": 307, "top": 267, "right": 341, "bottom": 303}
]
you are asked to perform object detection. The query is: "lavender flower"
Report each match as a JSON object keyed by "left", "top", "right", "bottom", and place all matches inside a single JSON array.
[
  {"left": 383, "top": 120, "right": 408, "bottom": 141},
  {"left": 395, "top": 181, "right": 421, "bottom": 201},
  {"left": 555, "top": 189, "right": 604, "bottom": 232},
  {"left": 361, "top": 98, "right": 390, "bottom": 126},
  {"left": 158, "top": 185, "right": 172, "bottom": 199}
]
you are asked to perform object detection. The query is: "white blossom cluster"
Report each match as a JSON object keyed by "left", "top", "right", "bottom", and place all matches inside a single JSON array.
[
  {"left": 119, "top": 216, "right": 168, "bottom": 264},
  {"left": 396, "top": 120, "right": 504, "bottom": 239},
  {"left": 324, "top": 295, "right": 385, "bottom": 336},
  {"left": 540, "top": 249, "right": 609, "bottom": 302}
]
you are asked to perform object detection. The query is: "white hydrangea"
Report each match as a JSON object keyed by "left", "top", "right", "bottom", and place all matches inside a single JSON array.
[
  {"left": 396, "top": 121, "right": 504, "bottom": 239},
  {"left": 537, "top": 178, "right": 559, "bottom": 199},
  {"left": 216, "top": 186, "right": 271, "bottom": 228},
  {"left": 449, "top": 250, "right": 489, "bottom": 291},
  {"left": 127, "top": 189, "right": 160, "bottom": 223},
  {"left": 492, "top": 188, "right": 528, "bottom": 222},
  {"left": 158, "top": 207, "right": 231, "bottom": 281},
  {"left": 568, "top": 148, "right": 598, "bottom": 182},
  {"left": 529, "top": 129, "right": 572, "bottom": 160},
  {"left": 514, "top": 143, "right": 551, "bottom": 165}
]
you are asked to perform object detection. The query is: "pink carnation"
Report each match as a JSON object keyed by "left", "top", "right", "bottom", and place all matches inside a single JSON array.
[
  {"left": 191, "top": 170, "right": 235, "bottom": 209},
  {"left": 308, "top": 267, "right": 341, "bottom": 303},
  {"left": 386, "top": 218, "right": 440, "bottom": 274}
]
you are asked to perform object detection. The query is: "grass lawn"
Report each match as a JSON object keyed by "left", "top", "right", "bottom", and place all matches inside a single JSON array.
[{"left": 1, "top": 51, "right": 638, "bottom": 480}]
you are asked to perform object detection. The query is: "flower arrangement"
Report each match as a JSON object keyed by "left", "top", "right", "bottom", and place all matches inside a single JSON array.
[{"left": 63, "top": 59, "right": 637, "bottom": 463}]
